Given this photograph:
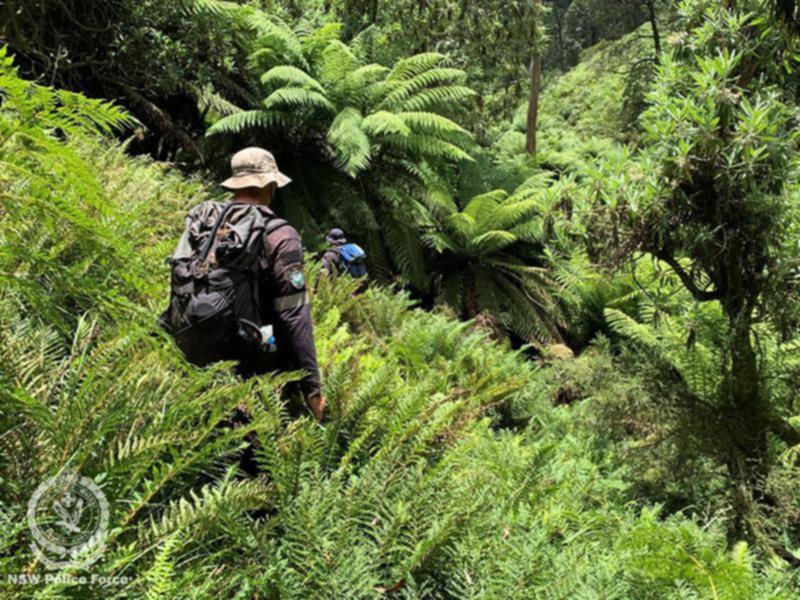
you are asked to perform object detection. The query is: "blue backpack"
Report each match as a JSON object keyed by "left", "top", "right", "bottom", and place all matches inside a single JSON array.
[{"left": 338, "top": 243, "right": 367, "bottom": 278}]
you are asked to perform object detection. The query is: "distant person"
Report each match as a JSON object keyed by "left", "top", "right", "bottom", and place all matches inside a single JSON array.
[
  {"left": 321, "top": 228, "right": 368, "bottom": 279},
  {"left": 163, "top": 147, "right": 325, "bottom": 421}
]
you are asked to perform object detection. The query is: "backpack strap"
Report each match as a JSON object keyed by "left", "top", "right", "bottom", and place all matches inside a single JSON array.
[
  {"left": 225, "top": 203, "right": 286, "bottom": 234},
  {"left": 248, "top": 204, "right": 288, "bottom": 235},
  {"left": 197, "top": 204, "right": 287, "bottom": 268},
  {"left": 254, "top": 217, "right": 291, "bottom": 278},
  {"left": 225, "top": 204, "right": 288, "bottom": 260},
  {"left": 258, "top": 218, "right": 290, "bottom": 263},
  {"left": 264, "top": 218, "right": 289, "bottom": 236}
]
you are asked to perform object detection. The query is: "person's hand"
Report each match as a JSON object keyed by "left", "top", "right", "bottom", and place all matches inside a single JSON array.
[{"left": 306, "top": 394, "right": 327, "bottom": 422}]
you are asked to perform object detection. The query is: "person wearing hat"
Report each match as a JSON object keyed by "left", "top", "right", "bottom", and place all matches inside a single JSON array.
[
  {"left": 222, "top": 147, "right": 325, "bottom": 421},
  {"left": 321, "top": 227, "right": 368, "bottom": 280}
]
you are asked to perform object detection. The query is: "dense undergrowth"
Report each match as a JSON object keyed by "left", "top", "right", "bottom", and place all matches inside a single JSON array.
[
  {"left": 495, "top": 24, "right": 651, "bottom": 177},
  {"left": 2, "top": 45, "right": 800, "bottom": 599}
]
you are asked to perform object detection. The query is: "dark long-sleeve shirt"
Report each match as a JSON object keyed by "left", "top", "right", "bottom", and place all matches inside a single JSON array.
[
  {"left": 258, "top": 211, "right": 321, "bottom": 398},
  {"left": 321, "top": 248, "right": 341, "bottom": 276}
]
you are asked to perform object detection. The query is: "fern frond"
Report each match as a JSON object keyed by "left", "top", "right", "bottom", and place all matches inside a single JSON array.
[
  {"left": 260, "top": 65, "right": 325, "bottom": 94},
  {"left": 397, "top": 111, "right": 471, "bottom": 138},
  {"left": 471, "top": 230, "right": 518, "bottom": 254},
  {"left": 187, "top": 0, "right": 243, "bottom": 17},
  {"left": 262, "top": 87, "right": 335, "bottom": 112},
  {"left": 206, "top": 109, "right": 288, "bottom": 136},
  {"left": 361, "top": 111, "right": 411, "bottom": 137},
  {"left": 388, "top": 134, "right": 474, "bottom": 163},
  {"left": 192, "top": 85, "right": 243, "bottom": 117},
  {"left": 246, "top": 14, "right": 308, "bottom": 69},
  {"left": 604, "top": 308, "right": 662, "bottom": 349},
  {"left": 387, "top": 53, "right": 448, "bottom": 82},
  {"left": 380, "top": 68, "right": 467, "bottom": 110},
  {"left": 402, "top": 85, "right": 476, "bottom": 112},
  {"left": 328, "top": 107, "right": 371, "bottom": 177},
  {"left": 349, "top": 64, "right": 391, "bottom": 88}
]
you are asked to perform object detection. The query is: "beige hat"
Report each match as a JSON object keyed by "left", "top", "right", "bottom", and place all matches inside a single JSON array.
[{"left": 221, "top": 147, "right": 292, "bottom": 190}]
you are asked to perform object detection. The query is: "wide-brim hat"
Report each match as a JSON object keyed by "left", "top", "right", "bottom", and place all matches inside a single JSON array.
[
  {"left": 326, "top": 228, "right": 346, "bottom": 244},
  {"left": 221, "top": 147, "right": 292, "bottom": 190}
]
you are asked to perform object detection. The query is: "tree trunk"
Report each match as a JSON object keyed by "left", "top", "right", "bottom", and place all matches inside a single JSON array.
[
  {"left": 369, "top": 0, "right": 379, "bottom": 25},
  {"left": 464, "top": 272, "right": 479, "bottom": 319},
  {"left": 646, "top": 0, "right": 662, "bottom": 60},
  {"left": 723, "top": 308, "right": 771, "bottom": 538},
  {"left": 727, "top": 318, "right": 767, "bottom": 460},
  {"left": 553, "top": 4, "right": 567, "bottom": 72},
  {"left": 525, "top": 0, "right": 542, "bottom": 156}
]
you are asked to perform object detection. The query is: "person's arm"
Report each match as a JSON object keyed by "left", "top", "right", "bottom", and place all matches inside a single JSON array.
[
  {"left": 321, "top": 250, "right": 339, "bottom": 277},
  {"left": 265, "top": 226, "right": 324, "bottom": 415}
]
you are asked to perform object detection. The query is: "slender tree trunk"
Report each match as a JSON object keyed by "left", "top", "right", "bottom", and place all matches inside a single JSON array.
[
  {"left": 464, "top": 272, "right": 479, "bottom": 319},
  {"left": 646, "top": 0, "right": 662, "bottom": 60},
  {"left": 525, "top": 55, "right": 541, "bottom": 156},
  {"left": 553, "top": 5, "right": 567, "bottom": 72},
  {"left": 369, "top": 0, "right": 379, "bottom": 25},
  {"left": 525, "top": 0, "right": 542, "bottom": 156}
]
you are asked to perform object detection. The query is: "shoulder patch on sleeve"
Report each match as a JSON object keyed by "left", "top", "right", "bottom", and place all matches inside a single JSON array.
[{"left": 288, "top": 268, "right": 306, "bottom": 290}]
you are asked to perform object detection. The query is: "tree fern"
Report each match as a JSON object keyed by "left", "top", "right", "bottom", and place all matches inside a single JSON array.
[
  {"left": 422, "top": 180, "right": 565, "bottom": 343},
  {"left": 204, "top": 19, "right": 475, "bottom": 293}
]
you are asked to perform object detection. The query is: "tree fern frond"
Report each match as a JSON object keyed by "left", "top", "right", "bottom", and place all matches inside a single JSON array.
[
  {"left": 260, "top": 66, "right": 325, "bottom": 94},
  {"left": 186, "top": 0, "right": 243, "bottom": 18},
  {"left": 192, "top": 85, "right": 243, "bottom": 117},
  {"left": 387, "top": 53, "right": 448, "bottom": 82},
  {"left": 462, "top": 190, "right": 507, "bottom": 218},
  {"left": 380, "top": 68, "right": 467, "bottom": 110},
  {"left": 300, "top": 22, "right": 344, "bottom": 63},
  {"left": 493, "top": 200, "right": 544, "bottom": 231},
  {"left": 206, "top": 110, "right": 288, "bottom": 136},
  {"left": 388, "top": 134, "right": 474, "bottom": 163},
  {"left": 471, "top": 230, "right": 518, "bottom": 254},
  {"left": 263, "top": 87, "right": 335, "bottom": 112},
  {"left": 384, "top": 214, "right": 429, "bottom": 291},
  {"left": 397, "top": 111, "right": 471, "bottom": 139},
  {"left": 349, "top": 64, "right": 391, "bottom": 88},
  {"left": 402, "top": 85, "right": 477, "bottom": 111},
  {"left": 361, "top": 111, "right": 411, "bottom": 137},
  {"left": 246, "top": 14, "right": 308, "bottom": 69},
  {"left": 604, "top": 308, "right": 662, "bottom": 349},
  {"left": 328, "top": 107, "right": 371, "bottom": 177},
  {"left": 319, "top": 40, "right": 360, "bottom": 87}
]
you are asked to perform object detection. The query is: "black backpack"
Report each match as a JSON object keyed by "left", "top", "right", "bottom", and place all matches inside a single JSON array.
[{"left": 161, "top": 201, "right": 287, "bottom": 366}]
